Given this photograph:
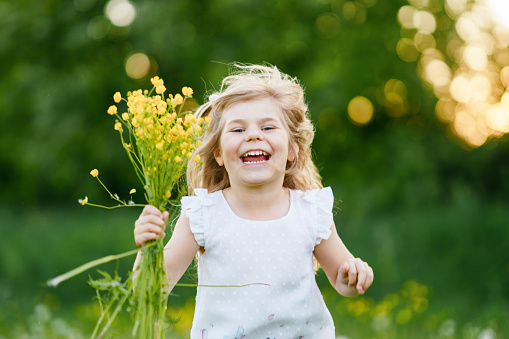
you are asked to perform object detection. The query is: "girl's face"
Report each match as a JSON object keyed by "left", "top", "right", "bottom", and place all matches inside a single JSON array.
[{"left": 214, "top": 97, "right": 295, "bottom": 190}]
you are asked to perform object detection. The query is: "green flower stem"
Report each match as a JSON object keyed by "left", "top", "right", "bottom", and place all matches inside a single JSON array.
[
  {"left": 84, "top": 202, "right": 146, "bottom": 209},
  {"left": 47, "top": 247, "right": 144, "bottom": 287}
]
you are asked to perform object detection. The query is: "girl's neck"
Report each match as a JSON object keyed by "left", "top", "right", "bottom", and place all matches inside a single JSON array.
[{"left": 222, "top": 185, "right": 290, "bottom": 221}]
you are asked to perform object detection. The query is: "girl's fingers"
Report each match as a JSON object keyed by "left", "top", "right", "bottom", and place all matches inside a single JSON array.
[
  {"left": 347, "top": 258, "right": 358, "bottom": 287},
  {"left": 136, "top": 214, "right": 166, "bottom": 228},
  {"left": 141, "top": 205, "right": 164, "bottom": 218},
  {"left": 356, "top": 262, "right": 374, "bottom": 294}
]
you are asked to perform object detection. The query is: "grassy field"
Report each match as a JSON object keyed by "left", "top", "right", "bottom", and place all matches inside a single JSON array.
[{"left": 0, "top": 195, "right": 507, "bottom": 338}]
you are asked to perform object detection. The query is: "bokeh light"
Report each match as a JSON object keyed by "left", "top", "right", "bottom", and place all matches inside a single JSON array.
[
  {"left": 125, "top": 52, "right": 151, "bottom": 79},
  {"left": 348, "top": 96, "right": 374, "bottom": 125},
  {"left": 398, "top": 0, "right": 509, "bottom": 148},
  {"left": 105, "top": 0, "right": 136, "bottom": 27}
]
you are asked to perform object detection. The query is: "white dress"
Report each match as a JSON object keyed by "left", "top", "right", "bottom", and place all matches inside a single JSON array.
[{"left": 181, "top": 187, "right": 335, "bottom": 339}]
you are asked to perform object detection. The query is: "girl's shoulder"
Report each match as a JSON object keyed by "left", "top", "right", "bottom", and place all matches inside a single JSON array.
[
  {"left": 290, "top": 186, "right": 333, "bottom": 204},
  {"left": 181, "top": 188, "right": 223, "bottom": 208}
]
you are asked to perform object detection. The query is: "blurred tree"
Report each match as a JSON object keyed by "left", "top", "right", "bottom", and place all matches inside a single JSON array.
[{"left": 0, "top": 0, "right": 507, "bottom": 209}]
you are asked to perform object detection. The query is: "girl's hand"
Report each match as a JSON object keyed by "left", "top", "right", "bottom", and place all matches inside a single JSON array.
[
  {"left": 336, "top": 258, "right": 374, "bottom": 296},
  {"left": 134, "top": 205, "right": 169, "bottom": 247}
]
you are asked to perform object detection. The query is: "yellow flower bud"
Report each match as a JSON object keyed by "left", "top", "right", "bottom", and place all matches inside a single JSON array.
[
  {"left": 81, "top": 196, "right": 88, "bottom": 205},
  {"left": 156, "top": 140, "right": 164, "bottom": 151},
  {"left": 165, "top": 190, "right": 171, "bottom": 199},
  {"left": 186, "top": 152, "right": 193, "bottom": 159},
  {"left": 196, "top": 140, "right": 203, "bottom": 146},
  {"left": 194, "top": 154, "right": 201, "bottom": 163},
  {"left": 182, "top": 86, "right": 193, "bottom": 97},
  {"left": 156, "top": 85, "right": 166, "bottom": 94},
  {"left": 107, "top": 105, "right": 117, "bottom": 115},
  {"left": 174, "top": 156, "right": 182, "bottom": 163},
  {"left": 90, "top": 169, "right": 99, "bottom": 177},
  {"left": 204, "top": 116, "right": 211, "bottom": 123},
  {"left": 122, "top": 112, "right": 129, "bottom": 121},
  {"left": 174, "top": 94, "right": 183, "bottom": 106},
  {"left": 113, "top": 92, "right": 122, "bottom": 103},
  {"left": 114, "top": 122, "right": 122, "bottom": 131},
  {"left": 129, "top": 188, "right": 136, "bottom": 194}
]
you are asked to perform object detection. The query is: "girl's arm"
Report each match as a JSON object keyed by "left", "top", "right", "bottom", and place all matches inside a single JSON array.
[
  {"left": 133, "top": 205, "right": 200, "bottom": 294},
  {"left": 313, "top": 222, "right": 374, "bottom": 297}
]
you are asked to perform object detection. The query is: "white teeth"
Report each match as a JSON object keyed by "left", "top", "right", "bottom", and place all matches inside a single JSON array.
[
  {"left": 242, "top": 150, "right": 268, "bottom": 157},
  {"left": 243, "top": 160, "right": 266, "bottom": 164}
]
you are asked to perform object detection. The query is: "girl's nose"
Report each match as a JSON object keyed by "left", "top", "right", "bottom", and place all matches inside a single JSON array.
[{"left": 244, "top": 127, "right": 263, "bottom": 141}]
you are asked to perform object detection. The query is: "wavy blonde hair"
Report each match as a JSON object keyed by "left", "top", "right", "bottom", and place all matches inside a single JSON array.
[{"left": 187, "top": 64, "right": 322, "bottom": 194}]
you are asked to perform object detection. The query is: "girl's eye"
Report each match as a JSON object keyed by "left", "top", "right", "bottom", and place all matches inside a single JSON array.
[
  {"left": 232, "top": 128, "right": 244, "bottom": 133},
  {"left": 262, "top": 126, "right": 275, "bottom": 131}
]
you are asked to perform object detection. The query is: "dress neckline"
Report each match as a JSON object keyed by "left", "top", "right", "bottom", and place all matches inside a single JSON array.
[{"left": 218, "top": 189, "right": 294, "bottom": 222}]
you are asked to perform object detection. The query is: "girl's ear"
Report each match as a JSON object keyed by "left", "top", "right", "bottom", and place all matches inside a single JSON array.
[
  {"left": 288, "top": 144, "right": 298, "bottom": 162},
  {"left": 214, "top": 149, "right": 224, "bottom": 166}
]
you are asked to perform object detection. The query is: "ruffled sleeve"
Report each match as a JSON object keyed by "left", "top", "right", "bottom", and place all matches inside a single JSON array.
[
  {"left": 303, "top": 187, "right": 334, "bottom": 245},
  {"left": 181, "top": 188, "right": 213, "bottom": 247}
]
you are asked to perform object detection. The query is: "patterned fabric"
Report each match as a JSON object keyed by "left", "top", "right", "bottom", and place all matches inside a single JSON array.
[{"left": 180, "top": 188, "right": 335, "bottom": 339}]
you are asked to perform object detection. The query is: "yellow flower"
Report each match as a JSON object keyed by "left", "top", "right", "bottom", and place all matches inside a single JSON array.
[
  {"left": 155, "top": 140, "right": 164, "bottom": 151},
  {"left": 107, "top": 105, "right": 117, "bottom": 115},
  {"left": 113, "top": 92, "right": 122, "bottom": 103},
  {"left": 182, "top": 87, "right": 193, "bottom": 97},
  {"left": 122, "top": 112, "right": 129, "bottom": 121},
  {"left": 174, "top": 156, "right": 182, "bottom": 163},
  {"left": 90, "top": 169, "right": 99, "bottom": 177},
  {"left": 186, "top": 152, "right": 193, "bottom": 159},
  {"left": 156, "top": 85, "right": 166, "bottom": 94},
  {"left": 165, "top": 190, "right": 171, "bottom": 199},
  {"left": 151, "top": 76, "right": 163, "bottom": 87},
  {"left": 194, "top": 154, "right": 201, "bottom": 163},
  {"left": 81, "top": 196, "right": 88, "bottom": 205},
  {"left": 129, "top": 188, "right": 136, "bottom": 194},
  {"left": 204, "top": 116, "right": 211, "bottom": 123},
  {"left": 196, "top": 140, "right": 202, "bottom": 146},
  {"left": 114, "top": 122, "right": 122, "bottom": 131},
  {"left": 174, "top": 94, "right": 183, "bottom": 106}
]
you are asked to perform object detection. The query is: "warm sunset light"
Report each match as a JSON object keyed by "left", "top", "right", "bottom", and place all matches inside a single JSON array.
[{"left": 397, "top": 0, "right": 509, "bottom": 148}]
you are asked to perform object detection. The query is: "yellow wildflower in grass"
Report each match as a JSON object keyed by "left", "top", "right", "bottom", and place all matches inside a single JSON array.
[
  {"left": 174, "top": 156, "right": 183, "bottom": 162},
  {"left": 107, "top": 105, "right": 117, "bottom": 115},
  {"left": 90, "top": 169, "right": 99, "bottom": 177},
  {"left": 81, "top": 196, "right": 88, "bottom": 205},
  {"left": 194, "top": 154, "right": 200, "bottom": 163},
  {"left": 129, "top": 188, "right": 136, "bottom": 194},
  {"left": 182, "top": 86, "right": 193, "bottom": 97},
  {"left": 113, "top": 92, "right": 122, "bottom": 103},
  {"left": 114, "top": 122, "right": 122, "bottom": 131},
  {"left": 122, "top": 112, "right": 129, "bottom": 121}
]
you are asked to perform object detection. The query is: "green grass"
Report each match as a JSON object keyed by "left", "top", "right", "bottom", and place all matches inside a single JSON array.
[{"left": 0, "top": 195, "right": 507, "bottom": 338}]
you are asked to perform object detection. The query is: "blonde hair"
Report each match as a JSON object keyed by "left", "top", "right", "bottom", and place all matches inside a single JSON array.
[{"left": 187, "top": 64, "right": 322, "bottom": 194}]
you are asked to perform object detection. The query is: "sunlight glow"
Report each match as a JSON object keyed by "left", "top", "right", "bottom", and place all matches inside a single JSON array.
[
  {"left": 485, "top": 0, "right": 509, "bottom": 29},
  {"left": 125, "top": 53, "right": 150, "bottom": 79},
  {"left": 105, "top": 0, "right": 136, "bottom": 27},
  {"left": 348, "top": 96, "right": 374, "bottom": 125},
  {"left": 398, "top": 0, "right": 509, "bottom": 148}
]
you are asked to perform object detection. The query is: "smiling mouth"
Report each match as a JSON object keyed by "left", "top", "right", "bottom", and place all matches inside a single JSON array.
[{"left": 241, "top": 150, "right": 271, "bottom": 164}]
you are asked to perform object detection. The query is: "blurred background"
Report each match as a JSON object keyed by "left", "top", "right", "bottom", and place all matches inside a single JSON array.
[{"left": 1, "top": 0, "right": 508, "bottom": 338}]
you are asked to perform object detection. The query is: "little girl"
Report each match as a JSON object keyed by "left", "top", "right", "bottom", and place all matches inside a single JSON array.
[{"left": 133, "top": 64, "right": 373, "bottom": 339}]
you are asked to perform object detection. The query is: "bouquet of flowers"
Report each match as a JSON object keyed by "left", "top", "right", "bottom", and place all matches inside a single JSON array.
[{"left": 48, "top": 76, "right": 208, "bottom": 338}]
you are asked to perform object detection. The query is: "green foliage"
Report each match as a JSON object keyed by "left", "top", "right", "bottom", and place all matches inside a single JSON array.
[{"left": 1, "top": 0, "right": 508, "bottom": 337}]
